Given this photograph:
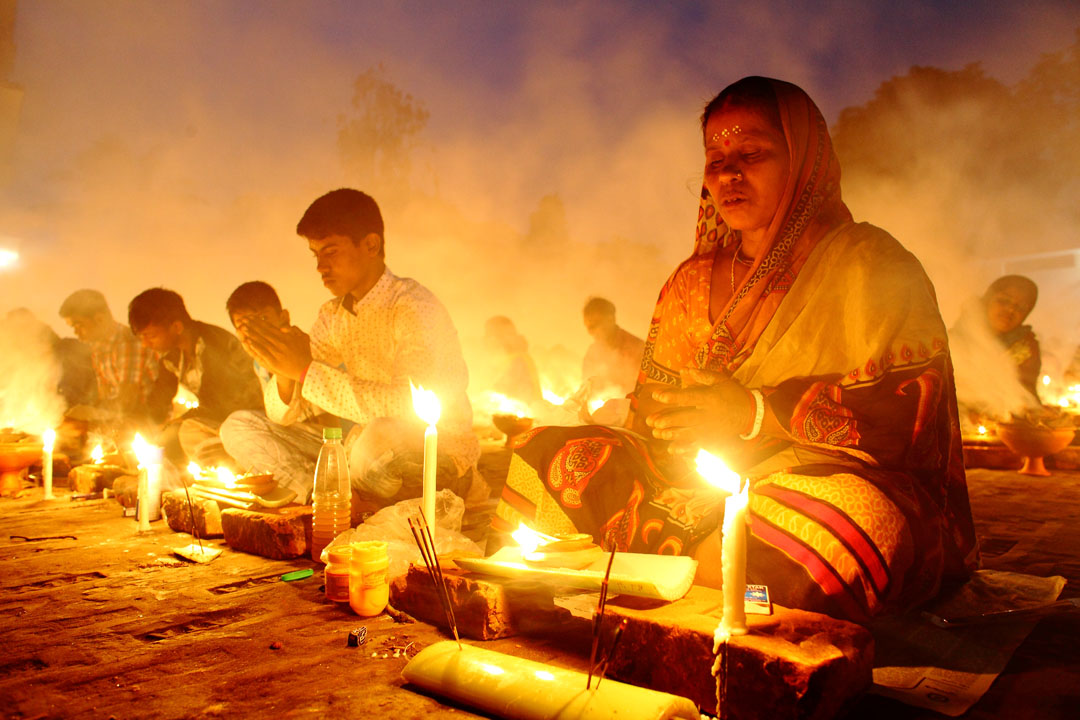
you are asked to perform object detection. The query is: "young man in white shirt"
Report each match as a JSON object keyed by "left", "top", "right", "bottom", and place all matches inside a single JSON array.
[{"left": 236, "top": 189, "right": 485, "bottom": 508}]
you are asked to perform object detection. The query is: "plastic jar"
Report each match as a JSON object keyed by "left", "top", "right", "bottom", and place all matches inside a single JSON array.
[
  {"left": 349, "top": 540, "right": 389, "bottom": 617},
  {"left": 324, "top": 546, "right": 352, "bottom": 602}
]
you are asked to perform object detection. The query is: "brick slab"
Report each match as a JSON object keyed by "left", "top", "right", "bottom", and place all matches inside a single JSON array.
[
  {"left": 602, "top": 586, "right": 873, "bottom": 719},
  {"left": 221, "top": 506, "right": 313, "bottom": 560},
  {"left": 161, "top": 489, "right": 224, "bottom": 537},
  {"left": 390, "top": 562, "right": 553, "bottom": 640}
]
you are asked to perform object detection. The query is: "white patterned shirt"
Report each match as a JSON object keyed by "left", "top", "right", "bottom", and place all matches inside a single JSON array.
[{"left": 265, "top": 268, "right": 479, "bottom": 471}]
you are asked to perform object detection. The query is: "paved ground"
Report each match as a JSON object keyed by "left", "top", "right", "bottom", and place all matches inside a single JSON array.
[{"left": 1, "top": 461, "right": 1077, "bottom": 719}]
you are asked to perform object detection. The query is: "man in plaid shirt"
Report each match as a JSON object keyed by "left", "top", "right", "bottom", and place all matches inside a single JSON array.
[{"left": 60, "top": 289, "right": 171, "bottom": 430}]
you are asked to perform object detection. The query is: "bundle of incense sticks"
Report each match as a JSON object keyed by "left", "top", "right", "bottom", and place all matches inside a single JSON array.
[
  {"left": 408, "top": 511, "right": 461, "bottom": 648},
  {"left": 587, "top": 546, "right": 617, "bottom": 690}
]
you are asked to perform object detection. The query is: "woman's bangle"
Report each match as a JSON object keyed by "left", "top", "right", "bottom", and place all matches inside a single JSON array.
[{"left": 739, "top": 388, "right": 765, "bottom": 441}]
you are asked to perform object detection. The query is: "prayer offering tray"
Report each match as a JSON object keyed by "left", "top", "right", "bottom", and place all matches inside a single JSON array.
[{"left": 455, "top": 547, "right": 697, "bottom": 602}]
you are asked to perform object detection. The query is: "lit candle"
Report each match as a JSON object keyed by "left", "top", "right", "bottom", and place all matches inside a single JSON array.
[
  {"left": 42, "top": 428, "right": 56, "bottom": 500},
  {"left": 132, "top": 434, "right": 163, "bottom": 531},
  {"left": 411, "top": 382, "right": 441, "bottom": 539},
  {"left": 91, "top": 444, "right": 105, "bottom": 464},
  {"left": 695, "top": 449, "right": 748, "bottom": 636}
]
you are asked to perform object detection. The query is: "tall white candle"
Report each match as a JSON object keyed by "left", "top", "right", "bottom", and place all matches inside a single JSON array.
[
  {"left": 411, "top": 383, "right": 442, "bottom": 541},
  {"left": 694, "top": 449, "right": 748, "bottom": 636},
  {"left": 145, "top": 445, "right": 164, "bottom": 522},
  {"left": 423, "top": 424, "right": 438, "bottom": 536},
  {"left": 132, "top": 433, "right": 154, "bottom": 531},
  {"left": 41, "top": 431, "right": 55, "bottom": 498},
  {"left": 719, "top": 483, "right": 748, "bottom": 635},
  {"left": 42, "top": 428, "right": 56, "bottom": 500}
]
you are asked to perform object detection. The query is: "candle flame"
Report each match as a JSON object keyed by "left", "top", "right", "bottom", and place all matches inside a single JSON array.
[
  {"left": 132, "top": 433, "right": 150, "bottom": 467},
  {"left": 510, "top": 522, "right": 560, "bottom": 557},
  {"left": 411, "top": 382, "right": 441, "bottom": 426},
  {"left": 977, "top": 425, "right": 987, "bottom": 435},
  {"left": 91, "top": 444, "right": 105, "bottom": 463},
  {"left": 131, "top": 433, "right": 162, "bottom": 467},
  {"left": 485, "top": 391, "right": 530, "bottom": 418},
  {"left": 215, "top": 466, "right": 237, "bottom": 487},
  {"left": 542, "top": 388, "right": 565, "bottom": 405},
  {"left": 1042, "top": 374, "right": 1051, "bottom": 386},
  {"left": 695, "top": 449, "right": 742, "bottom": 495},
  {"left": 187, "top": 461, "right": 202, "bottom": 477},
  {"left": 42, "top": 428, "right": 56, "bottom": 453},
  {"left": 511, "top": 522, "right": 544, "bottom": 555}
]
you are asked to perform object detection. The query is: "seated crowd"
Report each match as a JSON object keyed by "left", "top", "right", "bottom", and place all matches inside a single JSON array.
[{"left": 18, "top": 75, "right": 1073, "bottom": 626}]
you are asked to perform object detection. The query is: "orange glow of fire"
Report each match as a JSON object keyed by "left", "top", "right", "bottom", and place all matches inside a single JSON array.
[
  {"left": 91, "top": 444, "right": 105, "bottom": 463},
  {"left": 131, "top": 433, "right": 151, "bottom": 468},
  {"left": 977, "top": 425, "right": 988, "bottom": 436},
  {"left": 511, "top": 522, "right": 558, "bottom": 556},
  {"left": 187, "top": 461, "right": 239, "bottom": 488},
  {"left": 411, "top": 382, "right": 442, "bottom": 426},
  {"left": 485, "top": 391, "right": 530, "bottom": 418},
  {"left": 541, "top": 388, "right": 565, "bottom": 406},
  {"left": 695, "top": 449, "right": 741, "bottom": 495},
  {"left": 1038, "top": 376, "right": 1080, "bottom": 412}
]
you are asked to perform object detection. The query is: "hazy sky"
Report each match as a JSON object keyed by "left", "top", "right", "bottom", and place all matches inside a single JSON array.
[{"left": 2, "top": 0, "right": 1078, "bottom": 390}]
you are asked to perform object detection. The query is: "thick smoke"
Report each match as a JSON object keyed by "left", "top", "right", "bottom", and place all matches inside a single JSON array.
[
  {"left": 834, "top": 52, "right": 1080, "bottom": 414},
  {"left": 0, "top": 311, "right": 65, "bottom": 433},
  {"left": 0, "top": 2, "right": 1077, "bottom": 420}
]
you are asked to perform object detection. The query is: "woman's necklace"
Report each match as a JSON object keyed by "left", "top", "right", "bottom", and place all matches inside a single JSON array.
[{"left": 730, "top": 241, "right": 754, "bottom": 295}]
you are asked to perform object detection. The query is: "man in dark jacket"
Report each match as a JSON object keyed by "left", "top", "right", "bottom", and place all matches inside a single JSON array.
[{"left": 128, "top": 288, "right": 263, "bottom": 467}]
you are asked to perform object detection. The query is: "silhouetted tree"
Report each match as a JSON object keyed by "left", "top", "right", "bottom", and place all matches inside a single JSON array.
[{"left": 337, "top": 64, "right": 430, "bottom": 196}]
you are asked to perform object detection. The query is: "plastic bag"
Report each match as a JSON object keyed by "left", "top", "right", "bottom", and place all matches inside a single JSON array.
[{"left": 320, "top": 489, "right": 483, "bottom": 579}]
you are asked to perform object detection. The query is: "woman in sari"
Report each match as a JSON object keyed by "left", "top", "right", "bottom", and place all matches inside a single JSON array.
[{"left": 493, "top": 77, "right": 978, "bottom": 622}]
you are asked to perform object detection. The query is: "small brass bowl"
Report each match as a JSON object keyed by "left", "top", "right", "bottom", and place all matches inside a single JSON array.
[{"left": 492, "top": 414, "right": 534, "bottom": 448}]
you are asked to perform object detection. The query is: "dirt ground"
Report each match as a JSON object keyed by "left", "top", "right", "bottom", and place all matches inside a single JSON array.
[{"left": 1, "top": 464, "right": 1077, "bottom": 719}]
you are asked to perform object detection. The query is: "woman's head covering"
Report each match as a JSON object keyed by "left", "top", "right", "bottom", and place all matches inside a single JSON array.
[{"left": 688, "top": 77, "right": 853, "bottom": 371}]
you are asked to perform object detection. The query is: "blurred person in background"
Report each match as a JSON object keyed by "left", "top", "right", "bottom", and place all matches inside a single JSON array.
[{"left": 59, "top": 289, "right": 171, "bottom": 440}]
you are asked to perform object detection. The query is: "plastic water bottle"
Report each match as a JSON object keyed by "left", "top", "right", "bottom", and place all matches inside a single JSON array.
[{"left": 311, "top": 427, "right": 352, "bottom": 562}]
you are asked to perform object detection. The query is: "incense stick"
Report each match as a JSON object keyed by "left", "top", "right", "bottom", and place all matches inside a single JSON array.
[
  {"left": 179, "top": 479, "right": 204, "bottom": 553},
  {"left": 408, "top": 512, "right": 461, "bottom": 648},
  {"left": 593, "top": 617, "right": 628, "bottom": 689},
  {"left": 587, "top": 546, "right": 617, "bottom": 690}
]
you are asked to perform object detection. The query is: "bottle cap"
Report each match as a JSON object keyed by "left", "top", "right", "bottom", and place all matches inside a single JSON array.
[
  {"left": 323, "top": 427, "right": 343, "bottom": 440},
  {"left": 327, "top": 546, "right": 353, "bottom": 565}
]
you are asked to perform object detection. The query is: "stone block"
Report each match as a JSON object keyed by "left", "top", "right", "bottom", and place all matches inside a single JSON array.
[
  {"left": 69, "top": 463, "right": 129, "bottom": 494},
  {"left": 599, "top": 586, "right": 873, "bottom": 720},
  {"left": 161, "top": 489, "right": 223, "bottom": 537},
  {"left": 390, "top": 563, "right": 547, "bottom": 640},
  {"left": 221, "top": 506, "right": 313, "bottom": 560},
  {"left": 109, "top": 474, "right": 141, "bottom": 507}
]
